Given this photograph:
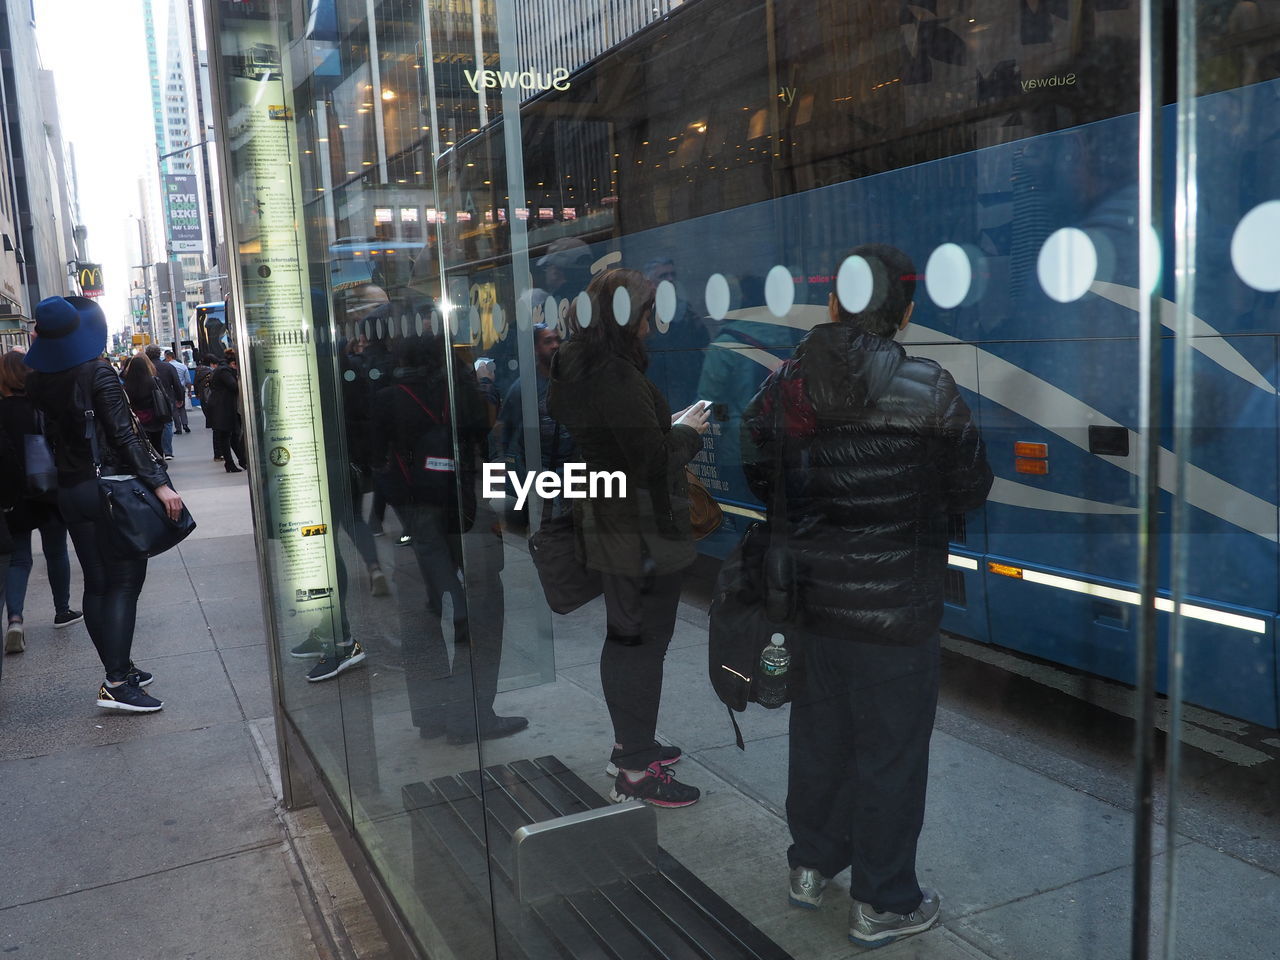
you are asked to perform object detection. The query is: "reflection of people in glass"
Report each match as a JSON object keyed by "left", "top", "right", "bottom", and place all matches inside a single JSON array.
[
  {"left": 207, "top": 349, "right": 248, "bottom": 472},
  {"left": 374, "top": 333, "right": 527, "bottom": 744},
  {"left": 643, "top": 257, "right": 710, "bottom": 411},
  {"left": 548, "top": 269, "right": 710, "bottom": 807},
  {"left": 536, "top": 237, "right": 593, "bottom": 306},
  {"left": 498, "top": 322, "right": 574, "bottom": 526},
  {"left": 742, "top": 246, "right": 991, "bottom": 947}
]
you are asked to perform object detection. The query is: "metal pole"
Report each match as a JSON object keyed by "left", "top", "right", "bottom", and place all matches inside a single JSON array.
[
  {"left": 1130, "top": 0, "right": 1165, "bottom": 955},
  {"left": 186, "top": 0, "right": 221, "bottom": 271}
]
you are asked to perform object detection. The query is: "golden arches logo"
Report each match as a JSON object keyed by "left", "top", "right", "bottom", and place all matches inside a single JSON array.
[{"left": 78, "top": 264, "right": 103, "bottom": 294}]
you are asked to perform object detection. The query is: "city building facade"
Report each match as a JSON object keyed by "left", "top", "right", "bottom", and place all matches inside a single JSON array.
[{"left": 203, "top": 1, "right": 1280, "bottom": 959}]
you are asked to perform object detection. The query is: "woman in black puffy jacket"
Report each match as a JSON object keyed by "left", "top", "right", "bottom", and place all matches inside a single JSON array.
[{"left": 24, "top": 296, "right": 185, "bottom": 714}]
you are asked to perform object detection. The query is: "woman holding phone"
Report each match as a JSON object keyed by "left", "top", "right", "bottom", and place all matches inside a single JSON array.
[{"left": 549, "top": 268, "right": 710, "bottom": 807}]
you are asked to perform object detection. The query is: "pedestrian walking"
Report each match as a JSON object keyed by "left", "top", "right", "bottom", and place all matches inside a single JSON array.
[
  {"left": 741, "top": 245, "right": 992, "bottom": 948},
  {"left": 122, "top": 349, "right": 166, "bottom": 458},
  {"left": 164, "top": 348, "right": 193, "bottom": 434},
  {"left": 24, "top": 295, "right": 187, "bottom": 713},
  {"left": 146, "top": 344, "right": 183, "bottom": 458},
  {"left": 548, "top": 268, "right": 710, "bottom": 807},
  {"left": 207, "top": 349, "right": 247, "bottom": 472},
  {"left": 194, "top": 354, "right": 218, "bottom": 459},
  {"left": 0, "top": 350, "right": 82, "bottom": 655}
]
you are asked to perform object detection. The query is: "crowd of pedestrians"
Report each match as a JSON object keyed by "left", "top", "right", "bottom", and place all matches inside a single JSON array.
[{"left": 0, "top": 296, "right": 239, "bottom": 713}]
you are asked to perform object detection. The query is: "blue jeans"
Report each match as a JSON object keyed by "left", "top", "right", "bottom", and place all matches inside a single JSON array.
[
  {"left": 162, "top": 419, "right": 175, "bottom": 456},
  {"left": 5, "top": 512, "right": 73, "bottom": 621}
]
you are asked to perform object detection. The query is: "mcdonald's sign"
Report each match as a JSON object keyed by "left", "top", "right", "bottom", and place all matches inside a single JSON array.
[{"left": 77, "top": 263, "right": 104, "bottom": 298}]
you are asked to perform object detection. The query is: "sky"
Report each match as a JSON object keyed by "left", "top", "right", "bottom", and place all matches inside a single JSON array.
[{"left": 36, "top": 0, "right": 168, "bottom": 334}]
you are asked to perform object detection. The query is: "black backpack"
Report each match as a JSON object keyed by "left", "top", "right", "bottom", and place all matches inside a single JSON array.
[{"left": 707, "top": 388, "right": 798, "bottom": 747}]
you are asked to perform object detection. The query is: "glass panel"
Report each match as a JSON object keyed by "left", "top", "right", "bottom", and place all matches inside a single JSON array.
[
  {"left": 440, "top": 2, "right": 1163, "bottom": 959},
  {"left": 206, "top": 2, "right": 498, "bottom": 958},
  {"left": 1168, "top": 4, "right": 1280, "bottom": 958},
  {"left": 206, "top": 0, "right": 356, "bottom": 819}
]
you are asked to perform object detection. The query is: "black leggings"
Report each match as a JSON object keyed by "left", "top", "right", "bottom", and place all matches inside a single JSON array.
[
  {"left": 60, "top": 480, "right": 149, "bottom": 683},
  {"left": 599, "top": 570, "right": 683, "bottom": 770}
]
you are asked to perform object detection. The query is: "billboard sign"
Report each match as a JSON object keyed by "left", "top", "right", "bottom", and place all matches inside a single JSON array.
[
  {"left": 77, "top": 262, "right": 104, "bottom": 298},
  {"left": 164, "top": 173, "right": 203, "bottom": 252}
]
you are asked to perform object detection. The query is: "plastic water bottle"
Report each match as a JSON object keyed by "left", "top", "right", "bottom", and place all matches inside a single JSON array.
[{"left": 755, "top": 633, "right": 791, "bottom": 708}]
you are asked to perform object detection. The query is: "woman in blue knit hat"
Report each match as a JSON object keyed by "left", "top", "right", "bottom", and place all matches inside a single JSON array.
[{"left": 24, "top": 296, "right": 185, "bottom": 713}]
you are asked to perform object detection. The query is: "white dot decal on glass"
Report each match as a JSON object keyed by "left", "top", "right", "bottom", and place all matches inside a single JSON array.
[
  {"left": 430, "top": 309, "right": 441, "bottom": 335},
  {"left": 613, "top": 286, "right": 631, "bottom": 326},
  {"left": 1038, "top": 227, "right": 1098, "bottom": 303},
  {"left": 575, "top": 291, "right": 592, "bottom": 328},
  {"left": 402, "top": 315, "right": 413, "bottom": 338},
  {"left": 1232, "top": 201, "right": 1280, "bottom": 292},
  {"left": 375, "top": 318, "right": 386, "bottom": 340},
  {"left": 1140, "top": 224, "right": 1161, "bottom": 295},
  {"left": 448, "top": 308, "right": 458, "bottom": 336},
  {"left": 836, "top": 255, "right": 873, "bottom": 314},
  {"left": 765, "top": 265, "right": 795, "bottom": 317},
  {"left": 543, "top": 296, "right": 558, "bottom": 331},
  {"left": 655, "top": 280, "right": 676, "bottom": 332},
  {"left": 516, "top": 297, "right": 531, "bottom": 331},
  {"left": 415, "top": 313, "right": 425, "bottom": 336},
  {"left": 492, "top": 302, "right": 506, "bottom": 339},
  {"left": 369, "top": 367, "right": 382, "bottom": 381},
  {"left": 705, "top": 273, "right": 731, "bottom": 321},
  {"left": 508, "top": 358, "right": 518, "bottom": 371},
  {"left": 468, "top": 306, "right": 480, "bottom": 336},
  {"left": 343, "top": 369, "right": 356, "bottom": 382},
  {"left": 925, "top": 243, "right": 972, "bottom": 309}
]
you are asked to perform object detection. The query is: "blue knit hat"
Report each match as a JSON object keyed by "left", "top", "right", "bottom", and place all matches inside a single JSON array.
[{"left": 24, "top": 296, "right": 108, "bottom": 373}]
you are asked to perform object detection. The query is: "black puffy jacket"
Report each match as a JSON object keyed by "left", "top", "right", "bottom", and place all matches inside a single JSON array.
[
  {"left": 25, "top": 359, "right": 170, "bottom": 490},
  {"left": 741, "top": 323, "right": 992, "bottom": 645}
]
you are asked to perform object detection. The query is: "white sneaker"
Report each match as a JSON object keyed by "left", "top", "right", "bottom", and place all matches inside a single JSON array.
[{"left": 4, "top": 621, "right": 24, "bottom": 654}]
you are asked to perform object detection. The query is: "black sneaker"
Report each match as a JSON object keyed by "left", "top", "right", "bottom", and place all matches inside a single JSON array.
[
  {"left": 609, "top": 761, "right": 700, "bottom": 807},
  {"left": 126, "top": 662, "right": 154, "bottom": 688},
  {"left": 289, "top": 630, "right": 326, "bottom": 659},
  {"left": 605, "top": 742, "right": 682, "bottom": 778},
  {"left": 96, "top": 680, "right": 164, "bottom": 713},
  {"left": 306, "top": 641, "right": 366, "bottom": 682},
  {"left": 54, "top": 609, "right": 84, "bottom": 629}
]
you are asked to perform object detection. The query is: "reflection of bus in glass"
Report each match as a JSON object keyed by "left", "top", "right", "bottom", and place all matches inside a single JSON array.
[
  {"left": 196, "top": 301, "right": 232, "bottom": 359},
  {"left": 329, "top": 238, "right": 426, "bottom": 300},
  {"left": 423, "top": 0, "right": 1280, "bottom": 730}
]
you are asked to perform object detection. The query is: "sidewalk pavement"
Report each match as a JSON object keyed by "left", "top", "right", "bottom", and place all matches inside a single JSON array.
[{"left": 0, "top": 427, "right": 390, "bottom": 960}]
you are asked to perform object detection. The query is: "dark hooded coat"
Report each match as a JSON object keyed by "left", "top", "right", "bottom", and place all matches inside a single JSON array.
[
  {"left": 548, "top": 340, "right": 703, "bottom": 577},
  {"left": 741, "top": 322, "right": 992, "bottom": 645}
]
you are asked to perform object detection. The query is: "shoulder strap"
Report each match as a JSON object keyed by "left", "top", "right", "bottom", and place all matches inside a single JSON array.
[
  {"left": 398, "top": 384, "right": 446, "bottom": 424},
  {"left": 75, "top": 370, "right": 102, "bottom": 471}
]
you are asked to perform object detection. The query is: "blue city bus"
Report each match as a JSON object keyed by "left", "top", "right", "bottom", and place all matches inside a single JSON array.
[{"left": 421, "top": 2, "right": 1280, "bottom": 728}]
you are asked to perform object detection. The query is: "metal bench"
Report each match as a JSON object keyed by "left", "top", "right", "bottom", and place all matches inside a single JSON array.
[{"left": 402, "top": 756, "right": 791, "bottom": 960}]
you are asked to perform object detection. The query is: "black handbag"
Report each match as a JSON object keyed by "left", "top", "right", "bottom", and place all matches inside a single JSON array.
[
  {"left": 24, "top": 411, "right": 57, "bottom": 503},
  {"left": 85, "top": 407, "right": 196, "bottom": 558},
  {"left": 529, "top": 511, "right": 603, "bottom": 614},
  {"left": 150, "top": 376, "right": 175, "bottom": 423},
  {"left": 708, "top": 395, "right": 797, "bottom": 746}
]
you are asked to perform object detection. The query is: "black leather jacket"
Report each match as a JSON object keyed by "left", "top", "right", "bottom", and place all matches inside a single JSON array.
[
  {"left": 26, "top": 359, "right": 171, "bottom": 490},
  {"left": 742, "top": 323, "right": 992, "bottom": 645}
]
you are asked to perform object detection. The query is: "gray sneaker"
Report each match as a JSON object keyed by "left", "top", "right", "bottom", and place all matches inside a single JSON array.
[
  {"left": 788, "top": 866, "right": 826, "bottom": 910},
  {"left": 849, "top": 888, "right": 940, "bottom": 947}
]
